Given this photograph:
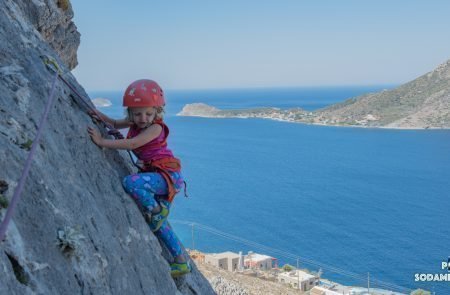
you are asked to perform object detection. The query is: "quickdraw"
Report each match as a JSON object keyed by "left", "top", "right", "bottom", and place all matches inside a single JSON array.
[{"left": 40, "top": 55, "right": 141, "bottom": 170}]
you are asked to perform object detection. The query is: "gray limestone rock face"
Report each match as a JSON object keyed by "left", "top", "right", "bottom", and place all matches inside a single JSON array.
[
  {"left": 0, "top": 0, "right": 215, "bottom": 294},
  {"left": 5, "top": 0, "right": 80, "bottom": 70}
]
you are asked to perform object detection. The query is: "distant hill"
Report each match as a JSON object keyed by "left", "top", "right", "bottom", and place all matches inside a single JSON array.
[
  {"left": 178, "top": 59, "right": 450, "bottom": 129},
  {"left": 315, "top": 59, "right": 450, "bottom": 128}
]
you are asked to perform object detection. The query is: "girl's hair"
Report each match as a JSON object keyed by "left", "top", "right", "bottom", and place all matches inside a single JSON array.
[{"left": 125, "top": 106, "right": 165, "bottom": 123}]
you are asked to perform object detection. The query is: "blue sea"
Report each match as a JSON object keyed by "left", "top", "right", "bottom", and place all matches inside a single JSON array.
[{"left": 91, "top": 86, "right": 450, "bottom": 294}]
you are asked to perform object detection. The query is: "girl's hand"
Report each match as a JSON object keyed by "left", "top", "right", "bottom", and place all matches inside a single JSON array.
[
  {"left": 87, "top": 126, "right": 104, "bottom": 147},
  {"left": 88, "top": 109, "right": 102, "bottom": 122}
]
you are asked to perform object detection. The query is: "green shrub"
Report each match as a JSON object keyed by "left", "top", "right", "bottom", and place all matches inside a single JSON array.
[
  {"left": 20, "top": 139, "right": 33, "bottom": 151},
  {"left": 282, "top": 264, "right": 295, "bottom": 272},
  {"left": 411, "top": 289, "right": 431, "bottom": 295},
  {"left": 0, "top": 195, "right": 8, "bottom": 209},
  {"left": 57, "top": 0, "right": 70, "bottom": 11}
]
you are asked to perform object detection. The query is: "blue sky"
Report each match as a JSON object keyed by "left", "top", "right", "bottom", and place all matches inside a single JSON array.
[{"left": 71, "top": 0, "right": 450, "bottom": 91}]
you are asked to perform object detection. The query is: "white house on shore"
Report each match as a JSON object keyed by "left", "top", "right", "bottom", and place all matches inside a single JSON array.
[
  {"left": 244, "top": 251, "right": 278, "bottom": 270},
  {"left": 203, "top": 251, "right": 278, "bottom": 272},
  {"left": 204, "top": 251, "right": 240, "bottom": 272},
  {"left": 277, "top": 269, "right": 319, "bottom": 291},
  {"left": 310, "top": 286, "right": 343, "bottom": 295}
]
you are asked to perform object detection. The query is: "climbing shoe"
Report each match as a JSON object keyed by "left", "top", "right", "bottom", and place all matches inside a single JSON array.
[
  {"left": 149, "top": 202, "right": 169, "bottom": 232},
  {"left": 143, "top": 211, "right": 152, "bottom": 224},
  {"left": 170, "top": 262, "right": 191, "bottom": 278}
]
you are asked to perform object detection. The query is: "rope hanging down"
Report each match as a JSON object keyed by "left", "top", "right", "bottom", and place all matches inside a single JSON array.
[{"left": 0, "top": 64, "right": 59, "bottom": 241}]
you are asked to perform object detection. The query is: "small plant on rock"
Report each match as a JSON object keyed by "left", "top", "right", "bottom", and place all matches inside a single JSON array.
[
  {"left": 0, "top": 195, "right": 8, "bottom": 209},
  {"left": 19, "top": 139, "right": 33, "bottom": 151},
  {"left": 56, "top": 226, "right": 85, "bottom": 255},
  {"left": 0, "top": 180, "right": 9, "bottom": 209}
]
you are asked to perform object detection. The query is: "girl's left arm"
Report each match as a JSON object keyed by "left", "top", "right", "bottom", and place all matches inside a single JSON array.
[{"left": 87, "top": 124, "right": 162, "bottom": 150}]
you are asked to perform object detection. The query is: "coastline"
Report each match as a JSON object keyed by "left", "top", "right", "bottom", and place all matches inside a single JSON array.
[
  {"left": 176, "top": 110, "right": 450, "bottom": 131},
  {"left": 192, "top": 249, "right": 410, "bottom": 295}
]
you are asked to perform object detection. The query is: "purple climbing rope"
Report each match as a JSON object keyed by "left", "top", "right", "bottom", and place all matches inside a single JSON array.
[
  {"left": 0, "top": 70, "right": 59, "bottom": 241},
  {"left": 57, "top": 75, "right": 124, "bottom": 139},
  {"left": 55, "top": 69, "right": 141, "bottom": 169}
]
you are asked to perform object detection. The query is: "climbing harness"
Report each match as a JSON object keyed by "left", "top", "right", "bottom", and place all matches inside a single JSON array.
[
  {"left": 141, "top": 157, "right": 183, "bottom": 202},
  {"left": 126, "top": 120, "right": 189, "bottom": 200}
]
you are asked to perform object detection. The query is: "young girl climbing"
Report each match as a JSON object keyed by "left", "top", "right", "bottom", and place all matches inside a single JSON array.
[{"left": 87, "top": 79, "right": 191, "bottom": 277}]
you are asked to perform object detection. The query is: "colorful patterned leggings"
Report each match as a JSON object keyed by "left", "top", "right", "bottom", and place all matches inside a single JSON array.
[{"left": 122, "top": 172, "right": 184, "bottom": 258}]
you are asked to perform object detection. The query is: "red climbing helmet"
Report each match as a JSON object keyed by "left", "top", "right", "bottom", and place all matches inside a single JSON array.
[{"left": 123, "top": 79, "right": 165, "bottom": 107}]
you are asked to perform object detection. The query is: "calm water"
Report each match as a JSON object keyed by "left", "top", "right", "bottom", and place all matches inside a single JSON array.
[{"left": 91, "top": 86, "right": 450, "bottom": 294}]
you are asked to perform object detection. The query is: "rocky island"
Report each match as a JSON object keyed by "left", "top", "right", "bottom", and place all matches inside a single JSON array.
[
  {"left": 178, "top": 59, "right": 450, "bottom": 129},
  {"left": 91, "top": 97, "right": 112, "bottom": 107}
]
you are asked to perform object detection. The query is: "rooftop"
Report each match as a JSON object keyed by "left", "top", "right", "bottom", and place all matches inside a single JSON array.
[
  {"left": 206, "top": 251, "right": 240, "bottom": 259},
  {"left": 245, "top": 253, "right": 276, "bottom": 262},
  {"left": 279, "top": 269, "right": 317, "bottom": 281}
]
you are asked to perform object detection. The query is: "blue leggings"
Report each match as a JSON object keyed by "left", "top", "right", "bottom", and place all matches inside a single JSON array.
[{"left": 122, "top": 172, "right": 184, "bottom": 257}]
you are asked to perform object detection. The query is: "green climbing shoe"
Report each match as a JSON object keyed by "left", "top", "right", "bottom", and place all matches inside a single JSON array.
[
  {"left": 170, "top": 262, "right": 191, "bottom": 277},
  {"left": 149, "top": 202, "right": 169, "bottom": 232}
]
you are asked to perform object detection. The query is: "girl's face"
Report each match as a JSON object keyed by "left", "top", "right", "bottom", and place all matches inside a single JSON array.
[{"left": 130, "top": 107, "right": 156, "bottom": 129}]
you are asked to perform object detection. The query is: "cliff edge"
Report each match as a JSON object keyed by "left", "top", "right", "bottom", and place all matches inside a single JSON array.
[{"left": 0, "top": 0, "right": 214, "bottom": 294}]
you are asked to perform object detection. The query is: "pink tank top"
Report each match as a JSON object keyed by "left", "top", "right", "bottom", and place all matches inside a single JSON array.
[{"left": 126, "top": 122, "right": 174, "bottom": 162}]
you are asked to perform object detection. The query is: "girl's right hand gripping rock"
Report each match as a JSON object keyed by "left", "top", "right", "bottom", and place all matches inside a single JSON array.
[
  {"left": 87, "top": 126, "right": 104, "bottom": 147},
  {"left": 88, "top": 109, "right": 102, "bottom": 122}
]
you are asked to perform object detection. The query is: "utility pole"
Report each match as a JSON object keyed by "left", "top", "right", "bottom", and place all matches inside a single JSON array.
[
  {"left": 367, "top": 272, "right": 370, "bottom": 294},
  {"left": 191, "top": 223, "right": 195, "bottom": 250}
]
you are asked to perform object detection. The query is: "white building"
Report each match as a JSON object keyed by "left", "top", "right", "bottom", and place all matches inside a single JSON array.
[
  {"left": 244, "top": 251, "right": 278, "bottom": 270},
  {"left": 310, "top": 286, "right": 344, "bottom": 295},
  {"left": 277, "top": 269, "right": 319, "bottom": 291},
  {"left": 204, "top": 251, "right": 240, "bottom": 272}
]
